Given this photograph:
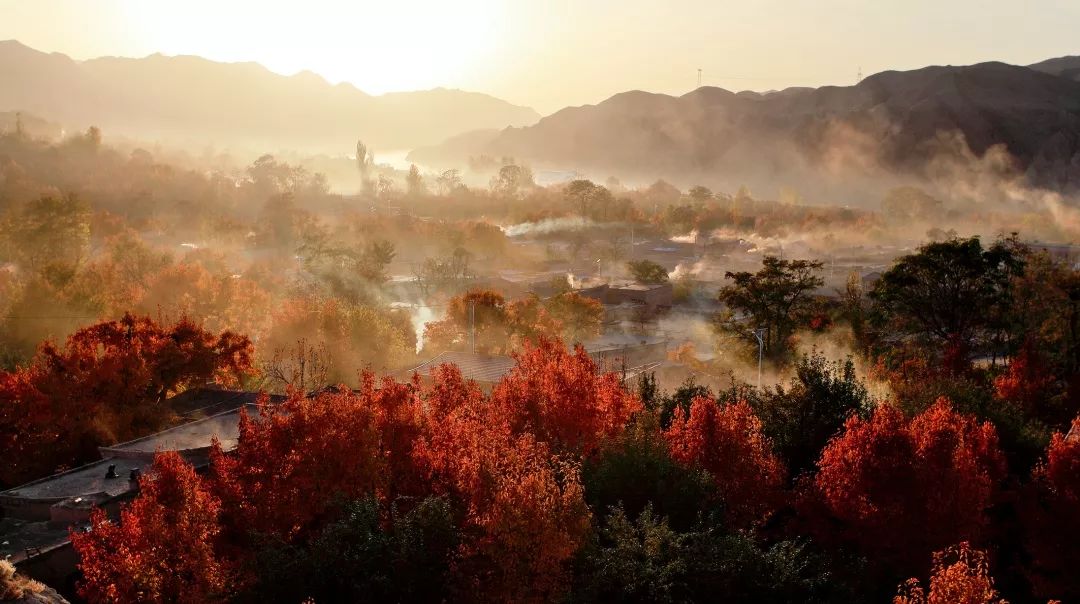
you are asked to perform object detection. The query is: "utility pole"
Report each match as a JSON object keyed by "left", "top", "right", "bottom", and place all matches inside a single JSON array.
[
  {"left": 752, "top": 327, "right": 767, "bottom": 390},
  {"left": 697, "top": 68, "right": 702, "bottom": 88},
  {"left": 469, "top": 300, "right": 476, "bottom": 354}
]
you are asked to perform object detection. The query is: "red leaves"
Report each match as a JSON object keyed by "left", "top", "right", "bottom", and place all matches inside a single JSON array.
[
  {"left": 994, "top": 341, "right": 1054, "bottom": 414},
  {"left": 71, "top": 452, "right": 228, "bottom": 604},
  {"left": 813, "top": 398, "right": 1005, "bottom": 571},
  {"left": 0, "top": 314, "right": 253, "bottom": 487},
  {"left": 492, "top": 337, "right": 641, "bottom": 455},
  {"left": 895, "top": 542, "right": 1005, "bottom": 604},
  {"left": 415, "top": 362, "right": 590, "bottom": 602},
  {"left": 422, "top": 289, "right": 603, "bottom": 355},
  {"left": 209, "top": 376, "right": 422, "bottom": 543},
  {"left": 663, "top": 397, "right": 785, "bottom": 527},
  {"left": 1023, "top": 416, "right": 1080, "bottom": 600}
]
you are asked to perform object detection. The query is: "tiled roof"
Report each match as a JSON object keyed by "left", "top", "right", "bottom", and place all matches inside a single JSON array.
[{"left": 410, "top": 351, "right": 517, "bottom": 384}]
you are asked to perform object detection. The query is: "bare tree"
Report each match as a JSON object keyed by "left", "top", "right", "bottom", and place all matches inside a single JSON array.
[{"left": 263, "top": 338, "right": 330, "bottom": 393}]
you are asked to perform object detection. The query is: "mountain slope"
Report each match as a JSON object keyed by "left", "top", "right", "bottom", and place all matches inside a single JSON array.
[
  {"left": 412, "top": 60, "right": 1080, "bottom": 192},
  {"left": 0, "top": 40, "right": 540, "bottom": 152},
  {"left": 1029, "top": 55, "right": 1080, "bottom": 81}
]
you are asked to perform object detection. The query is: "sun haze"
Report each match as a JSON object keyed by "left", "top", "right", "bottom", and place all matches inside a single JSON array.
[{"left": 1, "top": 0, "right": 1078, "bottom": 112}]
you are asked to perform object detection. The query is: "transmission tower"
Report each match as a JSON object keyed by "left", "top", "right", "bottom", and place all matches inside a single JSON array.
[{"left": 697, "top": 68, "right": 702, "bottom": 88}]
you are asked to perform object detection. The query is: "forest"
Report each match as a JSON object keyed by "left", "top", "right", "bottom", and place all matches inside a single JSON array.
[{"left": 2, "top": 123, "right": 1080, "bottom": 604}]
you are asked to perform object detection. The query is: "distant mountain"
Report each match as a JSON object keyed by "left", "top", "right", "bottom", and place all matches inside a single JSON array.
[
  {"left": 1029, "top": 55, "right": 1080, "bottom": 81},
  {"left": 412, "top": 59, "right": 1080, "bottom": 193},
  {"left": 0, "top": 40, "right": 540, "bottom": 153}
]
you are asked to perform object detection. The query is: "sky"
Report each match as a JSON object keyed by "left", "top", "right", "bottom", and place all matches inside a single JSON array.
[{"left": 2, "top": 0, "right": 1079, "bottom": 114}]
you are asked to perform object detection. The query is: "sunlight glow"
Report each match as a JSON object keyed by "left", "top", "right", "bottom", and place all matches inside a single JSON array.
[{"left": 121, "top": 0, "right": 505, "bottom": 94}]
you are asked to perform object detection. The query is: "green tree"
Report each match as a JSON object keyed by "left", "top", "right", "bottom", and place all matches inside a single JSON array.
[
  {"left": 688, "top": 185, "right": 713, "bottom": 203},
  {"left": 748, "top": 350, "right": 871, "bottom": 478},
  {"left": 249, "top": 496, "right": 458, "bottom": 602},
  {"left": 716, "top": 256, "right": 824, "bottom": 360},
  {"left": 628, "top": 259, "right": 670, "bottom": 285},
  {"left": 406, "top": 164, "right": 426, "bottom": 196},
  {"left": 0, "top": 194, "right": 90, "bottom": 272},
  {"left": 491, "top": 163, "right": 533, "bottom": 199},
  {"left": 869, "top": 236, "right": 1024, "bottom": 360}
]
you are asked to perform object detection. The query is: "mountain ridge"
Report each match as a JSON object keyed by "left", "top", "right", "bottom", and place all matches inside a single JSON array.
[
  {"left": 410, "top": 58, "right": 1080, "bottom": 194},
  {"left": 0, "top": 40, "right": 540, "bottom": 153}
]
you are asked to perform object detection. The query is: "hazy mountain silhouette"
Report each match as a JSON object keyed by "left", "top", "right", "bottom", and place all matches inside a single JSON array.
[
  {"left": 0, "top": 40, "right": 540, "bottom": 153},
  {"left": 1029, "top": 55, "right": 1080, "bottom": 81},
  {"left": 412, "top": 59, "right": 1080, "bottom": 191}
]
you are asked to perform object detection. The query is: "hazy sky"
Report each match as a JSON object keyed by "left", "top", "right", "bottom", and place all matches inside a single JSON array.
[{"left": 2, "top": 0, "right": 1079, "bottom": 114}]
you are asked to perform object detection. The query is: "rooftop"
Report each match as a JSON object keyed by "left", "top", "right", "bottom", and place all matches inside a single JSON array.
[
  {"left": 167, "top": 387, "right": 284, "bottom": 419},
  {"left": 611, "top": 282, "right": 672, "bottom": 292},
  {"left": 409, "top": 351, "right": 517, "bottom": 384},
  {"left": 584, "top": 333, "right": 668, "bottom": 353},
  {"left": 0, "top": 518, "right": 71, "bottom": 563},
  {"left": 98, "top": 403, "right": 260, "bottom": 460},
  {"left": 0, "top": 458, "right": 142, "bottom": 503}
]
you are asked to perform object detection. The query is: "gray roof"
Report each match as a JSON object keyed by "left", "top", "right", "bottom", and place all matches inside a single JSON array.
[
  {"left": 167, "top": 387, "right": 285, "bottom": 419},
  {"left": 98, "top": 403, "right": 260, "bottom": 460},
  {"left": 0, "top": 458, "right": 142, "bottom": 503},
  {"left": 0, "top": 518, "right": 71, "bottom": 562},
  {"left": 410, "top": 351, "right": 517, "bottom": 384}
]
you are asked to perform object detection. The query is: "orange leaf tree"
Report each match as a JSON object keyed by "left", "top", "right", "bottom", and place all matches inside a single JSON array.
[
  {"left": 209, "top": 375, "right": 422, "bottom": 544},
  {"left": 0, "top": 313, "right": 253, "bottom": 487},
  {"left": 491, "top": 337, "right": 641, "bottom": 456},
  {"left": 1023, "top": 416, "right": 1080, "bottom": 601},
  {"left": 415, "top": 363, "right": 591, "bottom": 602},
  {"left": 663, "top": 397, "right": 786, "bottom": 528},
  {"left": 894, "top": 542, "right": 1005, "bottom": 604},
  {"left": 812, "top": 398, "right": 1005, "bottom": 575},
  {"left": 70, "top": 452, "right": 229, "bottom": 604}
]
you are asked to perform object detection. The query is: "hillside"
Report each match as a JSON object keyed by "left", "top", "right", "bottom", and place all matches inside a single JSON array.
[
  {"left": 0, "top": 40, "right": 539, "bottom": 153},
  {"left": 412, "top": 60, "right": 1080, "bottom": 193},
  {"left": 1029, "top": 55, "right": 1080, "bottom": 80}
]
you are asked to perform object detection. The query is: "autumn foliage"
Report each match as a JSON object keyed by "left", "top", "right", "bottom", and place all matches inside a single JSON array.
[
  {"left": 812, "top": 398, "right": 1006, "bottom": 572},
  {"left": 894, "top": 542, "right": 1006, "bottom": 604},
  {"left": 70, "top": 451, "right": 229, "bottom": 604},
  {"left": 0, "top": 313, "right": 253, "bottom": 487},
  {"left": 663, "top": 397, "right": 785, "bottom": 527},
  {"left": 1023, "top": 416, "right": 1080, "bottom": 600},
  {"left": 208, "top": 371, "right": 430, "bottom": 547},
  {"left": 491, "top": 337, "right": 641, "bottom": 455},
  {"left": 422, "top": 289, "right": 603, "bottom": 355},
  {"left": 415, "top": 365, "right": 591, "bottom": 601}
]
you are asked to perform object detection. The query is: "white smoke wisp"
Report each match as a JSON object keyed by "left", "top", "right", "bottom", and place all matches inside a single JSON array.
[
  {"left": 500, "top": 216, "right": 596, "bottom": 237},
  {"left": 669, "top": 230, "right": 699, "bottom": 244},
  {"left": 391, "top": 302, "right": 441, "bottom": 353},
  {"left": 668, "top": 259, "right": 707, "bottom": 281}
]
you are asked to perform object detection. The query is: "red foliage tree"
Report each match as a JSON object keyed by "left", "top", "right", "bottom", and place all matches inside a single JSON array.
[
  {"left": 663, "top": 397, "right": 786, "bottom": 527},
  {"left": 209, "top": 375, "right": 422, "bottom": 543},
  {"left": 415, "top": 364, "right": 591, "bottom": 602},
  {"left": 994, "top": 340, "right": 1054, "bottom": 415},
  {"left": 0, "top": 313, "right": 253, "bottom": 487},
  {"left": 70, "top": 452, "right": 228, "bottom": 604},
  {"left": 1023, "top": 416, "right": 1080, "bottom": 600},
  {"left": 812, "top": 398, "right": 1005, "bottom": 573},
  {"left": 491, "top": 337, "right": 641, "bottom": 455},
  {"left": 894, "top": 542, "right": 1005, "bottom": 604}
]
